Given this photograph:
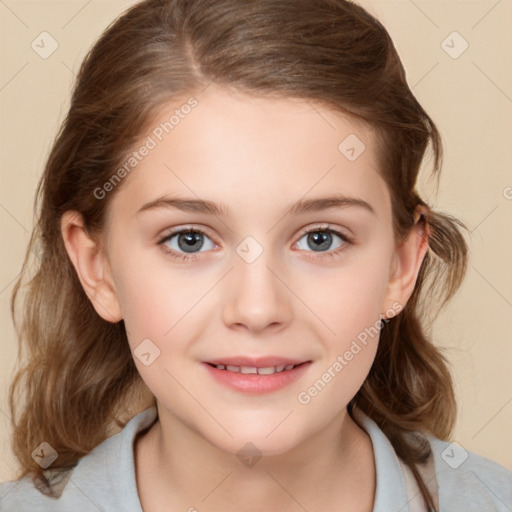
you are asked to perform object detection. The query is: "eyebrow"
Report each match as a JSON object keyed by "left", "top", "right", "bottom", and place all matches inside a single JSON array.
[{"left": 136, "top": 194, "right": 376, "bottom": 217}]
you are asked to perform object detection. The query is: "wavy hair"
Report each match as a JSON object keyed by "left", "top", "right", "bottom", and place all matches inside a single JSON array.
[{"left": 8, "top": 0, "right": 469, "bottom": 509}]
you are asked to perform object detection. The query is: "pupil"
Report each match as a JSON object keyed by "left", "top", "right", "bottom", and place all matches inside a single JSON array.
[
  {"left": 309, "top": 231, "right": 331, "bottom": 251},
  {"left": 179, "top": 232, "right": 203, "bottom": 253}
]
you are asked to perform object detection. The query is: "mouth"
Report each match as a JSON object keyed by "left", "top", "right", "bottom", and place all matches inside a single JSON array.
[
  {"left": 205, "top": 361, "right": 307, "bottom": 375},
  {"left": 202, "top": 357, "right": 313, "bottom": 394}
]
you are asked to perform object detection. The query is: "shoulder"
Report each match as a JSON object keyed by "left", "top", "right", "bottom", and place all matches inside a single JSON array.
[
  {"left": 0, "top": 469, "right": 104, "bottom": 512},
  {"left": 0, "top": 406, "right": 157, "bottom": 512},
  {"left": 427, "top": 435, "right": 512, "bottom": 511}
]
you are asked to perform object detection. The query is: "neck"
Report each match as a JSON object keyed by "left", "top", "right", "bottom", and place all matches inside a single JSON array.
[{"left": 135, "top": 405, "right": 376, "bottom": 512}]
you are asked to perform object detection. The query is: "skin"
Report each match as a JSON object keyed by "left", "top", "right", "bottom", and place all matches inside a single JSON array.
[{"left": 61, "top": 84, "right": 429, "bottom": 511}]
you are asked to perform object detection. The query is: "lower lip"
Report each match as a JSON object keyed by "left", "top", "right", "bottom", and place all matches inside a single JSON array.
[{"left": 202, "top": 361, "right": 312, "bottom": 394}]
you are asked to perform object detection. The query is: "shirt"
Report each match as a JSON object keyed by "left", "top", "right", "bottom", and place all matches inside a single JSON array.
[{"left": 1, "top": 406, "right": 511, "bottom": 511}]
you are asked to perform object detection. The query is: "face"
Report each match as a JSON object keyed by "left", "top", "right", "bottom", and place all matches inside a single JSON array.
[{"left": 96, "top": 85, "right": 403, "bottom": 455}]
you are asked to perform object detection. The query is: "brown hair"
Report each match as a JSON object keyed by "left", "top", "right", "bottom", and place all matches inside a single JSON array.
[{"left": 8, "top": 0, "right": 469, "bottom": 509}]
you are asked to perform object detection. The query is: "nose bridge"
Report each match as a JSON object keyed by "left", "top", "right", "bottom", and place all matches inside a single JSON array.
[{"left": 221, "top": 235, "right": 290, "bottom": 332}]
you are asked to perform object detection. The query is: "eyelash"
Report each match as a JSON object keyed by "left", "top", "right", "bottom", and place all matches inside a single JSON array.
[{"left": 156, "top": 224, "right": 354, "bottom": 263}]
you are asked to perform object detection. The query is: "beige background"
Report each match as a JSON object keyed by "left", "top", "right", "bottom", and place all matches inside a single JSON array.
[{"left": 1, "top": 0, "right": 511, "bottom": 481}]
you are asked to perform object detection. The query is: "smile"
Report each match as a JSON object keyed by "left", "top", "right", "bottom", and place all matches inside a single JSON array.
[
  {"left": 207, "top": 363, "right": 302, "bottom": 375},
  {"left": 202, "top": 360, "right": 312, "bottom": 394}
]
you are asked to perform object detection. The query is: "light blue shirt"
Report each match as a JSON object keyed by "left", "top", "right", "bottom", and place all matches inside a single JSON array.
[{"left": 1, "top": 406, "right": 511, "bottom": 511}]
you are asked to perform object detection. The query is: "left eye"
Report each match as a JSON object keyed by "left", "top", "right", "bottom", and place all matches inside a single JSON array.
[{"left": 296, "top": 228, "right": 348, "bottom": 253}]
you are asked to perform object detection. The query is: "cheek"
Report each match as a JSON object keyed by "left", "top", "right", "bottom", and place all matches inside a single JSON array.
[
  {"left": 112, "top": 245, "right": 207, "bottom": 343},
  {"left": 112, "top": 257, "right": 202, "bottom": 399},
  {"left": 115, "top": 273, "right": 169, "bottom": 344},
  {"left": 294, "top": 261, "right": 389, "bottom": 413},
  {"left": 301, "top": 251, "right": 392, "bottom": 347}
]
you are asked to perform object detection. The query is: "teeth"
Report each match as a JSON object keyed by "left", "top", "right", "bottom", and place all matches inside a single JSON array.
[
  {"left": 214, "top": 363, "right": 299, "bottom": 374},
  {"left": 240, "top": 366, "right": 258, "bottom": 374},
  {"left": 257, "top": 367, "right": 276, "bottom": 375}
]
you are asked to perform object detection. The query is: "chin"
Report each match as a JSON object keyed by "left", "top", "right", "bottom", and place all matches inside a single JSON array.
[{"left": 208, "top": 417, "right": 305, "bottom": 457}]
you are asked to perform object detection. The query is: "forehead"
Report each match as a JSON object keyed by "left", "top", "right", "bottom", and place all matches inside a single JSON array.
[{"left": 106, "top": 85, "right": 390, "bottom": 224}]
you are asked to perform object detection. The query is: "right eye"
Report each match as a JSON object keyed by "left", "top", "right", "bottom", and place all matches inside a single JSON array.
[{"left": 157, "top": 227, "right": 217, "bottom": 262}]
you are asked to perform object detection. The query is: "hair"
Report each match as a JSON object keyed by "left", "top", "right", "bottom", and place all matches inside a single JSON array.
[{"left": 8, "top": 0, "right": 469, "bottom": 509}]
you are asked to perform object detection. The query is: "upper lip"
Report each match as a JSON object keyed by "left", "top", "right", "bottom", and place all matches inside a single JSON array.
[{"left": 204, "top": 356, "right": 310, "bottom": 368}]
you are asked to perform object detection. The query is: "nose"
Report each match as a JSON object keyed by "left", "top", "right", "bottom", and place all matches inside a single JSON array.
[{"left": 221, "top": 250, "right": 292, "bottom": 335}]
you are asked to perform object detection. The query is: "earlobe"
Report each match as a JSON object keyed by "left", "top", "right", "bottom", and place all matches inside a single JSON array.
[
  {"left": 382, "top": 207, "right": 430, "bottom": 319},
  {"left": 60, "top": 210, "right": 123, "bottom": 323}
]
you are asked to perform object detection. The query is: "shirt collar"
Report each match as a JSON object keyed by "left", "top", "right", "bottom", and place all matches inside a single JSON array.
[
  {"left": 71, "top": 406, "right": 158, "bottom": 511},
  {"left": 352, "top": 406, "right": 412, "bottom": 512},
  {"left": 75, "top": 405, "right": 411, "bottom": 512}
]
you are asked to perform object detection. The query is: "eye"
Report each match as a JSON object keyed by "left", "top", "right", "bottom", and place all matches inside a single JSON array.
[
  {"left": 157, "top": 224, "right": 353, "bottom": 263},
  {"left": 157, "top": 227, "right": 216, "bottom": 262},
  {"left": 295, "top": 225, "right": 353, "bottom": 260}
]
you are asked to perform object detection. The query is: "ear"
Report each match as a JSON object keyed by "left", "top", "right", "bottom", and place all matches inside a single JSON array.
[
  {"left": 60, "top": 210, "right": 123, "bottom": 323},
  {"left": 381, "top": 206, "right": 430, "bottom": 319}
]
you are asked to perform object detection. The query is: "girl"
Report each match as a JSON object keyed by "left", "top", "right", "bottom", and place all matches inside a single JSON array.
[{"left": 1, "top": 0, "right": 511, "bottom": 511}]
